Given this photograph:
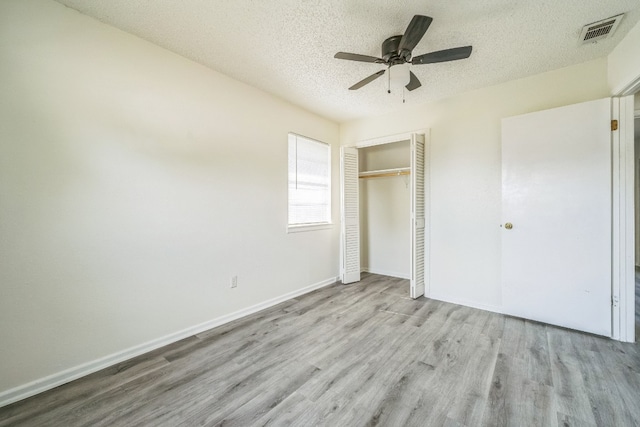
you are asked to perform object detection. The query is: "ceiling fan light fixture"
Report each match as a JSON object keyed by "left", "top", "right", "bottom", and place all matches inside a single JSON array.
[{"left": 389, "top": 64, "right": 411, "bottom": 90}]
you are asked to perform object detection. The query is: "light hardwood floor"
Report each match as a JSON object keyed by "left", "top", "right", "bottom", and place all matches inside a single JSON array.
[{"left": 1, "top": 273, "right": 639, "bottom": 426}]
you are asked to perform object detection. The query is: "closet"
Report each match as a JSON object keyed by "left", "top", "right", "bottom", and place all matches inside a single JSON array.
[
  {"left": 340, "top": 132, "right": 427, "bottom": 299},
  {"left": 359, "top": 141, "right": 411, "bottom": 281}
]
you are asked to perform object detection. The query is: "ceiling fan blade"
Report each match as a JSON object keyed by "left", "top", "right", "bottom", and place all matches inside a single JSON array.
[
  {"left": 398, "top": 15, "right": 433, "bottom": 57},
  {"left": 335, "top": 52, "right": 385, "bottom": 63},
  {"left": 405, "top": 71, "right": 422, "bottom": 91},
  {"left": 349, "top": 70, "right": 386, "bottom": 90},
  {"left": 412, "top": 46, "right": 473, "bottom": 65}
]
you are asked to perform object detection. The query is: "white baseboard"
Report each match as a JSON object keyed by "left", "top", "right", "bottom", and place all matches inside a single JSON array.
[
  {"left": 426, "top": 292, "right": 503, "bottom": 315},
  {"left": 361, "top": 268, "right": 410, "bottom": 280},
  {"left": 0, "top": 276, "right": 338, "bottom": 408}
]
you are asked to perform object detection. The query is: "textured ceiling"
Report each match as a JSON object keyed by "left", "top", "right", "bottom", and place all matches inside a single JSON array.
[{"left": 54, "top": 0, "right": 640, "bottom": 123}]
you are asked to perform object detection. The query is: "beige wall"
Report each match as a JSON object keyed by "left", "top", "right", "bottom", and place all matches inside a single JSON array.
[
  {"left": 341, "top": 58, "right": 610, "bottom": 311},
  {"left": 609, "top": 20, "right": 640, "bottom": 94},
  {"left": 0, "top": 0, "right": 340, "bottom": 399}
]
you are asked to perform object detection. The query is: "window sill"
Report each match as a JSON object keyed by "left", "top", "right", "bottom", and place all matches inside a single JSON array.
[{"left": 287, "top": 223, "right": 333, "bottom": 233}]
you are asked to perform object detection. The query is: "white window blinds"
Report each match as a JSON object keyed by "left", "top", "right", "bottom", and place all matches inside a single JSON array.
[{"left": 288, "top": 133, "right": 331, "bottom": 226}]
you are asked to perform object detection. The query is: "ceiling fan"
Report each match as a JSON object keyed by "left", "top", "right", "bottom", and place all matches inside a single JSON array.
[{"left": 335, "top": 15, "right": 472, "bottom": 92}]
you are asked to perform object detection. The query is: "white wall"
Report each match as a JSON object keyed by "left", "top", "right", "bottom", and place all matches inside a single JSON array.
[
  {"left": 0, "top": 0, "right": 339, "bottom": 400},
  {"left": 359, "top": 142, "right": 410, "bottom": 278},
  {"left": 341, "top": 58, "right": 610, "bottom": 311},
  {"left": 609, "top": 20, "right": 640, "bottom": 94}
]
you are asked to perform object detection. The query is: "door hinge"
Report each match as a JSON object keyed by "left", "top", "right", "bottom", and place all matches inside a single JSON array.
[{"left": 611, "top": 119, "right": 618, "bottom": 131}]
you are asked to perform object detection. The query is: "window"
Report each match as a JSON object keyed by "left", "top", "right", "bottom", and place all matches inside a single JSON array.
[{"left": 288, "top": 133, "right": 331, "bottom": 230}]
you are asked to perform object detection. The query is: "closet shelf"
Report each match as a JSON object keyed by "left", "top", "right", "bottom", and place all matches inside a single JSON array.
[{"left": 358, "top": 167, "right": 411, "bottom": 179}]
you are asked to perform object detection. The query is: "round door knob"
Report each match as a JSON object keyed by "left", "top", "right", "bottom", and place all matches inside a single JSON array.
[{"left": 505, "top": 222, "right": 513, "bottom": 230}]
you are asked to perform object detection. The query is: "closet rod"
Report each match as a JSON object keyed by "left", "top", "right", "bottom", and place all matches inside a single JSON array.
[{"left": 358, "top": 170, "right": 410, "bottom": 179}]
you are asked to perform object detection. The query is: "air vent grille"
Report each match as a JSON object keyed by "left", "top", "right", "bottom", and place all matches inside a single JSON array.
[{"left": 579, "top": 14, "right": 624, "bottom": 44}]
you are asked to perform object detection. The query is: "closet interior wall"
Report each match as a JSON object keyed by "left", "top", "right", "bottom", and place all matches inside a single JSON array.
[{"left": 359, "top": 140, "right": 411, "bottom": 279}]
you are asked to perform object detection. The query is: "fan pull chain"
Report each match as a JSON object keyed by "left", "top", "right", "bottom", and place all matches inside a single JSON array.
[
  {"left": 403, "top": 87, "right": 406, "bottom": 103},
  {"left": 387, "top": 69, "right": 391, "bottom": 94}
]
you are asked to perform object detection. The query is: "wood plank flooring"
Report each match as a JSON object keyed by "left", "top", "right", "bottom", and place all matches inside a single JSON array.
[
  {"left": 1, "top": 273, "right": 639, "bottom": 426},
  {"left": 636, "top": 268, "right": 640, "bottom": 340}
]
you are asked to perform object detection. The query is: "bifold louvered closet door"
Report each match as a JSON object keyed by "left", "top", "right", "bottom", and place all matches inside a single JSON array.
[
  {"left": 340, "top": 147, "right": 360, "bottom": 284},
  {"left": 410, "top": 134, "right": 426, "bottom": 298}
]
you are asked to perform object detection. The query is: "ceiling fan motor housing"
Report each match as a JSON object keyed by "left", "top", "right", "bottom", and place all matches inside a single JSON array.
[{"left": 382, "top": 35, "right": 405, "bottom": 64}]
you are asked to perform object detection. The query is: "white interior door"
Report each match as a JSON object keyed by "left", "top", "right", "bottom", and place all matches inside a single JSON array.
[
  {"left": 410, "top": 134, "right": 426, "bottom": 299},
  {"left": 501, "top": 98, "right": 612, "bottom": 336},
  {"left": 341, "top": 146, "right": 360, "bottom": 284}
]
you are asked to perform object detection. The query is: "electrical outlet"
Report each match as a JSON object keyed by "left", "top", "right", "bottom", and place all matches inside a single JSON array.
[{"left": 230, "top": 275, "right": 238, "bottom": 288}]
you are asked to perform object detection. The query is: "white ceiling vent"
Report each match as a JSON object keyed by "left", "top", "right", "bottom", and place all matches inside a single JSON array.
[{"left": 579, "top": 14, "right": 624, "bottom": 44}]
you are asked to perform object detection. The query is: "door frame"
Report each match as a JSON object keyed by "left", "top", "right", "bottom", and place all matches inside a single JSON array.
[
  {"left": 345, "top": 129, "right": 431, "bottom": 296},
  {"left": 612, "top": 75, "right": 639, "bottom": 342}
]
